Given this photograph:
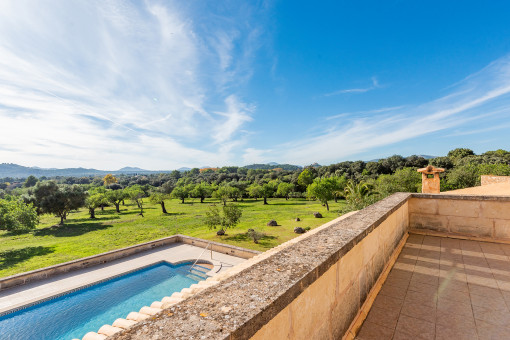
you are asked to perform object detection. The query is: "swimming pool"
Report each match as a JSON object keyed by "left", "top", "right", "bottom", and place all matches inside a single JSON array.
[{"left": 0, "top": 262, "right": 208, "bottom": 340}]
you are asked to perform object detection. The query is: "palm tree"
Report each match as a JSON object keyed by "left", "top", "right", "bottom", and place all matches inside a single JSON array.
[{"left": 343, "top": 180, "right": 377, "bottom": 211}]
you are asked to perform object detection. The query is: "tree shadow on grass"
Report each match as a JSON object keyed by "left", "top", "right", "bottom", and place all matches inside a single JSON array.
[
  {"left": 264, "top": 201, "right": 307, "bottom": 206},
  {"left": 163, "top": 212, "right": 186, "bottom": 216},
  {"left": 120, "top": 207, "right": 157, "bottom": 215},
  {"left": 33, "top": 222, "right": 113, "bottom": 237},
  {"left": 224, "top": 232, "right": 277, "bottom": 248},
  {"left": 0, "top": 246, "right": 55, "bottom": 271},
  {"left": 0, "top": 229, "right": 35, "bottom": 237},
  {"left": 69, "top": 216, "right": 120, "bottom": 223}
]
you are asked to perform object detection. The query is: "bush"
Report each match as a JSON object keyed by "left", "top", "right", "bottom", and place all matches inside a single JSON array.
[
  {"left": 246, "top": 229, "right": 265, "bottom": 243},
  {"left": 0, "top": 199, "right": 38, "bottom": 231}
]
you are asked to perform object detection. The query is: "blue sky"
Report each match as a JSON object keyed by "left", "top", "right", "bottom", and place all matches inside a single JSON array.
[{"left": 1, "top": 1, "right": 510, "bottom": 170}]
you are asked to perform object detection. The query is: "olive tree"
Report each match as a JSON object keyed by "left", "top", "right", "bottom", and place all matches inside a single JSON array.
[
  {"left": 125, "top": 185, "right": 146, "bottom": 216},
  {"left": 149, "top": 192, "right": 170, "bottom": 214},
  {"left": 85, "top": 193, "right": 106, "bottom": 219},
  {"left": 105, "top": 189, "right": 126, "bottom": 213},
  {"left": 213, "top": 185, "right": 231, "bottom": 206},
  {"left": 204, "top": 204, "right": 242, "bottom": 235},
  {"left": 247, "top": 184, "right": 262, "bottom": 200},
  {"left": 190, "top": 182, "right": 213, "bottom": 203},
  {"left": 171, "top": 185, "right": 190, "bottom": 204},
  {"left": 260, "top": 182, "right": 276, "bottom": 205},
  {"left": 306, "top": 178, "right": 335, "bottom": 211},
  {"left": 34, "top": 181, "right": 86, "bottom": 225},
  {"left": 276, "top": 182, "right": 294, "bottom": 200}
]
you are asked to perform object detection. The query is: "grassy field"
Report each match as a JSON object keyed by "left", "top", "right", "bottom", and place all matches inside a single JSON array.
[{"left": 0, "top": 198, "right": 345, "bottom": 278}]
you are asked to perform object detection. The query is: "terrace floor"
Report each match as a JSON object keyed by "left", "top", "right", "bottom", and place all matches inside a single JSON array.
[{"left": 357, "top": 234, "right": 510, "bottom": 340}]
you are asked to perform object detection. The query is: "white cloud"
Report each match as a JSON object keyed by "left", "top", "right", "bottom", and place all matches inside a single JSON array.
[
  {"left": 249, "top": 55, "right": 510, "bottom": 165},
  {"left": 323, "top": 76, "right": 380, "bottom": 97},
  {"left": 212, "top": 95, "right": 254, "bottom": 144},
  {"left": 0, "top": 0, "right": 261, "bottom": 169}
]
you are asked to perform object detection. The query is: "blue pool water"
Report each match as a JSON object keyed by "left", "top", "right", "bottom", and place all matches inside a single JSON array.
[{"left": 0, "top": 262, "right": 207, "bottom": 340}]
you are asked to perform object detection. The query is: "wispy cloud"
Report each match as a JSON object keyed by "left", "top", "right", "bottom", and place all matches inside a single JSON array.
[
  {"left": 0, "top": 1, "right": 266, "bottom": 169},
  {"left": 326, "top": 106, "right": 406, "bottom": 120},
  {"left": 250, "top": 55, "right": 510, "bottom": 165},
  {"left": 323, "top": 76, "right": 380, "bottom": 97}
]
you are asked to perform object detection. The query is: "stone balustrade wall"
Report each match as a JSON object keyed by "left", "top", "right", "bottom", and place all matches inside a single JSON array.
[
  {"left": 409, "top": 194, "right": 510, "bottom": 241},
  {"left": 481, "top": 175, "right": 510, "bottom": 186}
]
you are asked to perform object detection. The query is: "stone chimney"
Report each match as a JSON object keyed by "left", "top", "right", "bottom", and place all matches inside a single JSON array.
[{"left": 417, "top": 165, "right": 445, "bottom": 194}]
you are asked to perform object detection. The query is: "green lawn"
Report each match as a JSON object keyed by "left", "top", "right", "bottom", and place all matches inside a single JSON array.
[{"left": 0, "top": 198, "right": 345, "bottom": 278}]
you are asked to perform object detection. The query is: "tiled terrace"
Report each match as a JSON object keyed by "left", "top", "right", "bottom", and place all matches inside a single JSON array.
[{"left": 357, "top": 234, "right": 510, "bottom": 340}]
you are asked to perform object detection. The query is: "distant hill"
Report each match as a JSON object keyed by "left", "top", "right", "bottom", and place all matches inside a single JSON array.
[
  {"left": 244, "top": 163, "right": 302, "bottom": 171},
  {"left": 0, "top": 163, "right": 173, "bottom": 179},
  {"left": 177, "top": 167, "right": 192, "bottom": 172},
  {"left": 117, "top": 167, "right": 146, "bottom": 172},
  {"left": 369, "top": 155, "right": 438, "bottom": 162}
]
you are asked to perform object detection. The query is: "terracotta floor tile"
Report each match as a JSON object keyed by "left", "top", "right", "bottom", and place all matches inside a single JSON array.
[
  {"left": 357, "top": 238, "right": 510, "bottom": 340},
  {"left": 501, "top": 290, "right": 510, "bottom": 306},
  {"left": 436, "top": 288, "right": 470, "bottom": 303},
  {"left": 372, "top": 294, "right": 404, "bottom": 311},
  {"left": 435, "top": 309, "right": 476, "bottom": 328},
  {"left": 435, "top": 322, "right": 478, "bottom": 340},
  {"left": 399, "top": 299, "right": 436, "bottom": 323},
  {"left": 356, "top": 321, "right": 394, "bottom": 340},
  {"left": 405, "top": 289, "right": 438, "bottom": 308},
  {"left": 496, "top": 279, "right": 510, "bottom": 293},
  {"left": 417, "top": 251, "right": 441, "bottom": 261},
  {"left": 407, "top": 280, "right": 438, "bottom": 295},
  {"left": 470, "top": 292, "right": 509, "bottom": 311},
  {"left": 391, "top": 329, "right": 418, "bottom": 340},
  {"left": 438, "top": 279, "right": 469, "bottom": 292},
  {"left": 395, "top": 314, "right": 435, "bottom": 340},
  {"left": 468, "top": 283, "right": 503, "bottom": 299},
  {"left": 492, "top": 271, "right": 510, "bottom": 282},
  {"left": 437, "top": 297, "right": 472, "bottom": 316},
  {"left": 439, "top": 268, "right": 467, "bottom": 282},
  {"left": 460, "top": 240, "right": 482, "bottom": 251},
  {"left": 387, "top": 269, "right": 413, "bottom": 281},
  {"left": 473, "top": 304, "right": 510, "bottom": 326},
  {"left": 379, "top": 283, "right": 408, "bottom": 300},
  {"left": 466, "top": 275, "right": 499, "bottom": 288},
  {"left": 407, "top": 234, "right": 424, "bottom": 243},
  {"left": 475, "top": 319, "right": 510, "bottom": 340},
  {"left": 415, "top": 260, "right": 440, "bottom": 270},
  {"left": 422, "top": 236, "right": 441, "bottom": 246},
  {"left": 410, "top": 273, "right": 439, "bottom": 286},
  {"left": 364, "top": 306, "right": 400, "bottom": 329},
  {"left": 498, "top": 244, "right": 510, "bottom": 257}
]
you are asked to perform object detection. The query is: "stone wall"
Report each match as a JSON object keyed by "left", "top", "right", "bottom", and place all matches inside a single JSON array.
[
  {"left": 409, "top": 194, "right": 510, "bottom": 241},
  {"left": 481, "top": 175, "right": 510, "bottom": 185},
  {"left": 111, "top": 193, "right": 412, "bottom": 340}
]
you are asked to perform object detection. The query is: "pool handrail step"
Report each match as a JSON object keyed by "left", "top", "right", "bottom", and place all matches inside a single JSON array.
[{"left": 189, "top": 242, "right": 213, "bottom": 272}]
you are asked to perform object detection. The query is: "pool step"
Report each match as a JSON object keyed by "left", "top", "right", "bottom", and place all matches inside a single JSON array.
[
  {"left": 187, "top": 272, "right": 207, "bottom": 281},
  {"left": 193, "top": 264, "right": 211, "bottom": 273}
]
